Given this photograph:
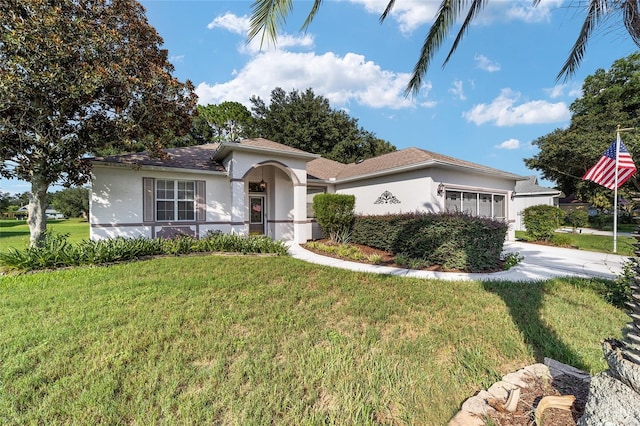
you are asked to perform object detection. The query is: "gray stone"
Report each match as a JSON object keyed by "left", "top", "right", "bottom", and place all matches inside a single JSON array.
[
  {"left": 603, "top": 339, "right": 640, "bottom": 395},
  {"left": 544, "top": 357, "right": 591, "bottom": 381},
  {"left": 578, "top": 372, "right": 640, "bottom": 426}
]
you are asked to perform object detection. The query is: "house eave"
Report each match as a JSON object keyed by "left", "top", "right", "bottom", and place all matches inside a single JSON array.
[
  {"left": 514, "top": 191, "right": 562, "bottom": 197},
  {"left": 91, "top": 161, "right": 228, "bottom": 176},
  {"left": 213, "top": 142, "right": 320, "bottom": 161}
]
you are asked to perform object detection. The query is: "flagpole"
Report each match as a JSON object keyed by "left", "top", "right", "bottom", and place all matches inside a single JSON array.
[
  {"left": 614, "top": 126, "right": 620, "bottom": 253},
  {"left": 614, "top": 126, "right": 636, "bottom": 253}
]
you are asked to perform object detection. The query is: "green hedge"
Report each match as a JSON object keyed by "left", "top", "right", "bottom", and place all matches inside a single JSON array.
[
  {"left": 523, "top": 205, "right": 564, "bottom": 241},
  {"left": 351, "top": 212, "right": 508, "bottom": 272},
  {"left": 313, "top": 193, "right": 355, "bottom": 243}
]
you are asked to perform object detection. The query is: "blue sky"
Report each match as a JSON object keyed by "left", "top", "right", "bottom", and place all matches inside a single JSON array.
[{"left": 2, "top": 0, "right": 639, "bottom": 195}]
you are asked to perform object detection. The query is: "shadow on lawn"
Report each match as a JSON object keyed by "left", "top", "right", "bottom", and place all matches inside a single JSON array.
[{"left": 482, "top": 280, "right": 588, "bottom": 371}]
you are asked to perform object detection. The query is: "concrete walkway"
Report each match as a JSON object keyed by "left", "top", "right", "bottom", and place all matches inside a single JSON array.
[{"left": 286, "top": 241, "right": 633, "bottom": 282}]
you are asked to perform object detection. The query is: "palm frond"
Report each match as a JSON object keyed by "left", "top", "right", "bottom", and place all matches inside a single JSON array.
[
  {"left": 248, "top": 0, "right": 293, "bottom": 48},
  {"left": 623, "top": 0, "right": 640, "bottom": 46},
  {"left": 300, "top": 0, "right": 323, "bottom": 33},
  {"left": 405, "top": 0, "right": 467, "bottom": 97},
  {"left": 556, "top": 0, "right": 609, "bottom": 81},
  {"left": 443, "top": 0, "right": 488, "bottom": 67},
  {"left": 380, "top": 0, "right": 397, "bottom": 23}
]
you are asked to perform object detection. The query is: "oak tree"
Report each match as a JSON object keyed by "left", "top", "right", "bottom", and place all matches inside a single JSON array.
[
  {"left": 248, "top": 87, "right": 395, "bottom": 163},
  {"left": 0, "top": 0, "right": 197, "bottom": 245}
]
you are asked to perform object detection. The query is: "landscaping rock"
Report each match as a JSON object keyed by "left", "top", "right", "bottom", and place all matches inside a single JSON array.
[
  {"left": 578, "top": 339, "right": 640, "bottom": 425},
  {"left": 577, "top": 372, "right": 640, "bottom": 425}
]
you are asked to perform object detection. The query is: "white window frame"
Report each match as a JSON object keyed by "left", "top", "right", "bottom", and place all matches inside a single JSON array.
[
  {"left": 444, "top": 190, "right": 506, "bottom": 220},
  {"left": 156, "top": 179, "right": 196, "bottom": 222}
]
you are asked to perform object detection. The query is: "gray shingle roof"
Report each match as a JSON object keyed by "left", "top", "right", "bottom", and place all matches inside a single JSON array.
[
  {"left": 308, "top": 147, "right": 525, "bottom": 181},
  {"left": 92, "top": 143, "right": 225, "bottom": 172},
  {"left": 92, "top": 140, "right": 525, "bottom": 182},
  {"left": 515, "top": 176, "right": 562, "bottom": 195}
]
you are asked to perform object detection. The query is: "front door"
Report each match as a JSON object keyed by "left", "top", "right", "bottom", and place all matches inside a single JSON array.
[{"left": 249, "top": 196, "right": 265, "bottom": 235}]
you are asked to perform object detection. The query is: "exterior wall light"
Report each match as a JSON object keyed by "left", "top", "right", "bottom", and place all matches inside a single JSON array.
[{"left": 437, "top": 183, "right": 445, "bottom": 196}]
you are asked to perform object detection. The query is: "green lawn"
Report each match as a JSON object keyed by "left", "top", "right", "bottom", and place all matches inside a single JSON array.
[
  {"left": 0, "top": 220, "right": 631, "bottom": 423},
  {"left": 0, "top": 218, "right": 89, "bottom": 251},
  {"left": 0, "top": 255, "right": 628, "bottom": 425},
  {"left": 515, "top": 230, "right": 637, "bottom": 256}
]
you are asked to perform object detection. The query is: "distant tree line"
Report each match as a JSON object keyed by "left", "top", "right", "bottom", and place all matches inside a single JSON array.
[
  {"left": 155, "top": 87, "right": 396, "bottom": 164},
  {"left": 1, "top": 187, "right": 89, "bottom": 219}
]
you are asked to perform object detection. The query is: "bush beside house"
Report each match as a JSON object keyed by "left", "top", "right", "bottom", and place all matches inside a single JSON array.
[
  {"left": 312, "top": 193, "right": 355, "bottom": 243},
  {"left": 522, "top": 205, "right": 564, "bottom": 242},
  {"left": 351, "top": 212, "right": 508, "bottom": 272}
]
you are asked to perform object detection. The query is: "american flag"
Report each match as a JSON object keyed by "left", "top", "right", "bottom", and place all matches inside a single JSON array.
[{"left": 582, "top": 135, "right": 637, "bottom": 190}]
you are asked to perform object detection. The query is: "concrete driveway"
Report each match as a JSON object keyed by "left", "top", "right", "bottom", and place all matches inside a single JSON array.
[{"left": 287, "top": 240, "right": 633, "bottom": 282}]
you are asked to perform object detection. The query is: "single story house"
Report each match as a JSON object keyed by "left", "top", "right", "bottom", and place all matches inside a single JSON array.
[
  {"left": 17, "top": 205, "right": 65, "bottom": 219},
  {"left": 90, "top": 138, "right": 539, "bottom": 243},
  {"left": 512, "top": 176, "right": 563, "bottom": 231}
]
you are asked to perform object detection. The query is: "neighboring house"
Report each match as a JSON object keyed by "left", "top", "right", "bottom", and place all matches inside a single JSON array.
[
  {"left": 559, "top": 194, "right": 598, "bottom": 216},
  {"left": 90, "top": 138, "right": 535, "bottom": 243},
  {"left": 17, "top": 205, "right": 65, "bottom": 219},
  {"left": 512, "top": 176, "right": 563, "bottom": 231}
]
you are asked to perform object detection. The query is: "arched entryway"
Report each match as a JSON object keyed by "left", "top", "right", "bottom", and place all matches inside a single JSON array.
[{"left": 238, "top": 161, "right": 307, "bottom": 242}]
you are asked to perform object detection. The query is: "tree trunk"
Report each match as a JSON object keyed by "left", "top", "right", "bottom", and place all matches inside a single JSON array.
[{"left": 27, "top": 176, "right": 49, "bottom": 246}]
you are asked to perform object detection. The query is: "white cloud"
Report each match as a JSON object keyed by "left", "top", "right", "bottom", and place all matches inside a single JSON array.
[
  {"left": 463, "top": 88, "right": 570, "bottom": 126},
  {"left": 545, "top": 84, "right": 565, "bottom": 99},
  {"left": 505, "top": 0, "right": 563, "bottom": 23},
  {"left": 544, "top": 82, "right": 583, "bottom": 99},
  {"left": 449, "top": 80, "right": 466, "bottom": 100},
  {"left": 169, "top": 55, "right": 184, "bottom": 63},
  {"left": 208, "top": 12, "right": 314, "bottom": 54},
  {"left": 348, "top": 0, "right": 564, "bottom": 33},
  {"left": 195, "top": 51, "right": 419, "bottom": 110},
  {"left": 348, "top": 0, "right": 439, "bottom": 33},
  {"left": 495, "top": 138, "right": 520, "bottom": 150},
  {"left": 207, "top": 12, "right": 249, "bottom": 33},
  {"left": 474, "top": 54, "right": 500, "bottom": 72},
  {"left": 241, "top": 33, "right": 315, "bottom": 55}
]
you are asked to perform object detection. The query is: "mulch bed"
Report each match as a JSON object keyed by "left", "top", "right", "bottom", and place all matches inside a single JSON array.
[
  {"left": 302, "top": 240, "right": 505, "bottom": 273},
  {"left": 486, "top": 373, "right": 589, "bottom": 425}
]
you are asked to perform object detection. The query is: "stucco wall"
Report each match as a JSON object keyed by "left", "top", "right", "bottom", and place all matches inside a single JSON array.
[
  {"left": 90, "top": 165, "right": 231, "bottom": 240},
  {"left": 335, "top": 166, "right": 517, "bottom": 240},
  {"left": 513, "top": 195, "right": 558, "bottom": 231}
]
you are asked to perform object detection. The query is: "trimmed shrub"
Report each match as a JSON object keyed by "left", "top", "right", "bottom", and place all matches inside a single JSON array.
[
  {"left": 522, "top": 205, "right": 564, "bottom": 242},
  {"left": 565, "top": 210, "right": 589, "bottom": 230},
  {"left": 312, "top": 193, "right": 355, "bottom": 243},
  {"left": 588, "top": 214, "right": 614, "bottom": 230},
  {"left": 351, "top": 211, "right": 508, "bottom": 272}
]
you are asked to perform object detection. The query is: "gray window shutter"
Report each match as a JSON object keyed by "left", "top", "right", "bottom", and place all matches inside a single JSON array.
[
  {"left": 196, "top": 180, "right": 206, "bottom": 222},
  {"left": 143, "top": 178, "right": 155, "bottom": 222}
]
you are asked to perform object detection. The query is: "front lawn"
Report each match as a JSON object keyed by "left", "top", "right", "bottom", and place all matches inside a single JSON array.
[
  {"left": 0, "top": 218, "right": 89, "bottom": 251},
  {"left": 0, "top": 255, "right": 627, "bottom": 424}
]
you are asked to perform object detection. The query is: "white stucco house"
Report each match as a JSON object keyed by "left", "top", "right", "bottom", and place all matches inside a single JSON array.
[
  {"left": 512, "top": 176, "right": 563, "bottom": 231},
  {"left": 90, "top": 138, "right": 541, "bottom": 243}
]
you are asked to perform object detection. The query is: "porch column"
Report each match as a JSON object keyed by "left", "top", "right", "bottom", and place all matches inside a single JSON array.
[
  {"left": 293, "top": 183, "right": 307, "bottom": 243},
  {"left": 230, "top": 178, "right": 247, "bottom": 235}
]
